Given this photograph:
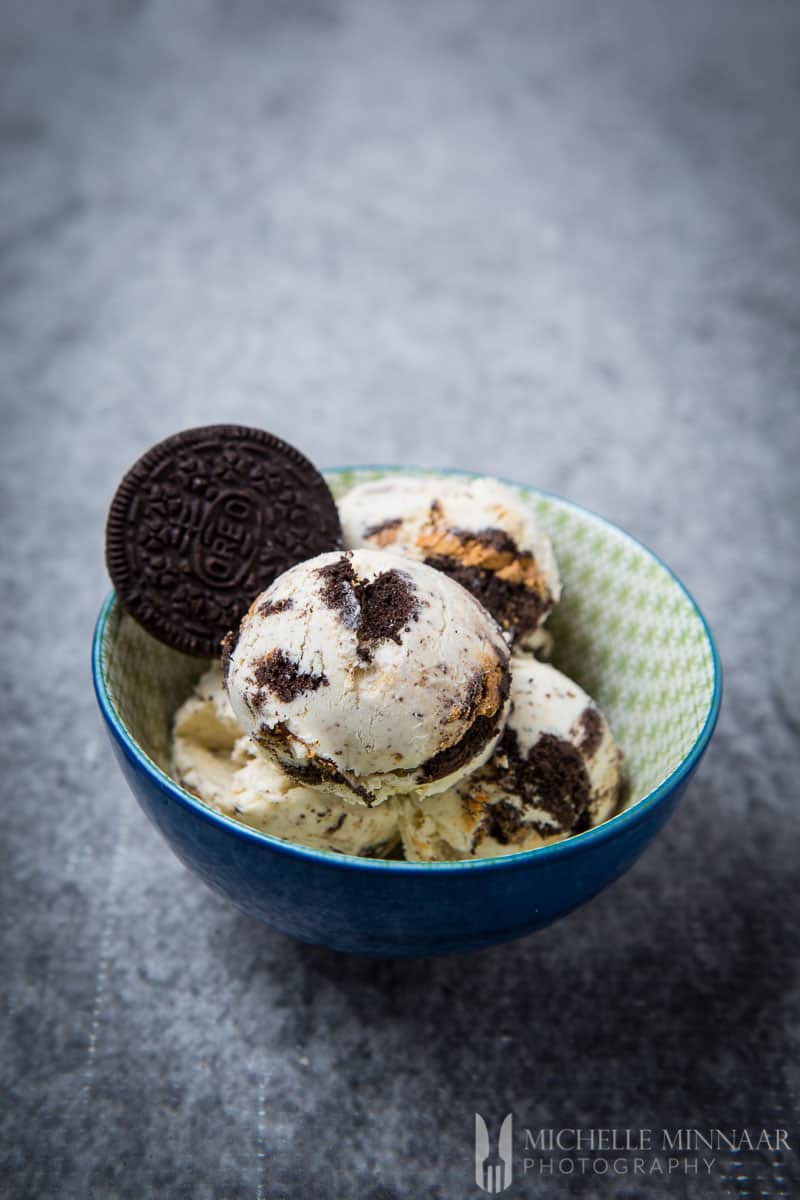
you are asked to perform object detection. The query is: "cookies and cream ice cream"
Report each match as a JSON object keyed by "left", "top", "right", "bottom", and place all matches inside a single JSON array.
[
  {"left": 339, "top": 475, "right": 560, "bottom": 652},
  {"left": 112, "top": 424, "right": 626, "bottom": 865},
  {"left": 173, "top": 665, "right": 401, "bottom": 855},
  {"left": 223, "top": 549, "right": 512, "bottom": 806},
  {"left": 400, "top": 658, "right": 622, "bottom": 861}
]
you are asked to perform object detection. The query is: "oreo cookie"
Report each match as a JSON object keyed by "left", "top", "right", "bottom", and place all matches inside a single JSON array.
[{"left": 105, "top": 425, "right": 342, "bottom": 656}]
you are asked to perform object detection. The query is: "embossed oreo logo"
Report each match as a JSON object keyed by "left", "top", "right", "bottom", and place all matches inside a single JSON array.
[
  {"left": 192, "top": 492, "right": 262, "bottom": 586},
  {"left": 106, "top": 424, "right": 342, "bottom": 656}
]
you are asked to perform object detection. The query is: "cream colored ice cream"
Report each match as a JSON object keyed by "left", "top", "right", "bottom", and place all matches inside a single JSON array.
[
  {"left": 400, "top": 658, "right": 622, "bottom": 860},
  {"left": 223, "top": 549, "right": 512, "bottom": 806},
  {"left": 172, "top": 665, "right": 400, "bottom": 856},
  {"left": 339, "top": 475, "right": 560, "bottom": 652}
]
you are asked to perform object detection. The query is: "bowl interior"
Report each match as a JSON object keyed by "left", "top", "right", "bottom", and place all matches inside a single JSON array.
[{"left": 99, "top": 468, "right": 718, "bottom": 828}]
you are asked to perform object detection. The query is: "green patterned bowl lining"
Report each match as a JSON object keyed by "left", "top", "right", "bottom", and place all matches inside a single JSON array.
[{"left": 100, "top": 468, "right": 718, "bottom": 820}]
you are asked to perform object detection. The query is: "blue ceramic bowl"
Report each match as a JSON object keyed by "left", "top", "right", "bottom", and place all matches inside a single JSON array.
[{"left": 92, "top": 469, "right": 721, "bottom": 957}]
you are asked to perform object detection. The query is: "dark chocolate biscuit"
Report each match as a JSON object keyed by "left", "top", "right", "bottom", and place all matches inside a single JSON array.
[
  {"left": 576, "top": 706, "right": 603, "bottom": 758},
  {"left": 315, "top": 554, "right": 419, "bottom": 661},
  {"left": 105, "top": 425, "right": 342, "bottom": 656},
  {"left": 355, "top": 568, "right": 419, "bottom": 648},
  {"left": 419, "top": 660, "right": 510, "bottom": 784},
  {"left": 424, "top": 555, "right": 550, "bottom": 641},
  {"left": 251, "top": 649, "right": 328, "bottom": 706},
  {"left": 498, "top": 729, "right": 591, "bottom": 833}
]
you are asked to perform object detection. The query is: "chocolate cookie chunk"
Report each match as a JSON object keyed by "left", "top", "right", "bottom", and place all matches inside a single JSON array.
[{"left": 105, "top": 425, "right": 342, "bottom": 656}]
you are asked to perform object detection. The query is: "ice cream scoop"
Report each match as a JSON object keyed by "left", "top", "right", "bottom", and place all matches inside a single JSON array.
[
  {"left": 339, "top": 475, "right": 560, "bottom": 652},
  {"left": 400, "top": 658, "right": 622, "bottom": 860},
  {"left": 223, "top": 548, "right": 512, "bottom": 806},
  {"left": 172, "top": 665, "right": 401, "bottom": 856}
]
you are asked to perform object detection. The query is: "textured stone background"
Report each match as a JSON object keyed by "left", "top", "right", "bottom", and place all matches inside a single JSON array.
[{"left": 2, "top": 2, "right": 799, "bottom": 1198}]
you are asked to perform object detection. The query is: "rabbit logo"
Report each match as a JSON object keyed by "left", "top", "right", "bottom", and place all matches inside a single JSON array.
[{"left": 475, "top": 1113, "right": 513, "bottom": 1193}]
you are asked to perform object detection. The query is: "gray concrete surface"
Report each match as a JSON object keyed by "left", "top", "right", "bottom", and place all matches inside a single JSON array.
[{"left": 2, "top": 2, "right": 799, "bottom": 1197}]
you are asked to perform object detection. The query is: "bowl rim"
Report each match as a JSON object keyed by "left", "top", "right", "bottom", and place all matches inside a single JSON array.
[{"left": 92, "top": 467, "right": 722, "bottom": 873}]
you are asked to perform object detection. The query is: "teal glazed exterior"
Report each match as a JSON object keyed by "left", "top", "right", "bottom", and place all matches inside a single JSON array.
[
  {"left": 93, "top": 599, "right": 721, "bottom": 958},
  {"left": 98, "top": 720, "right": 689, "bottom": 955}
]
